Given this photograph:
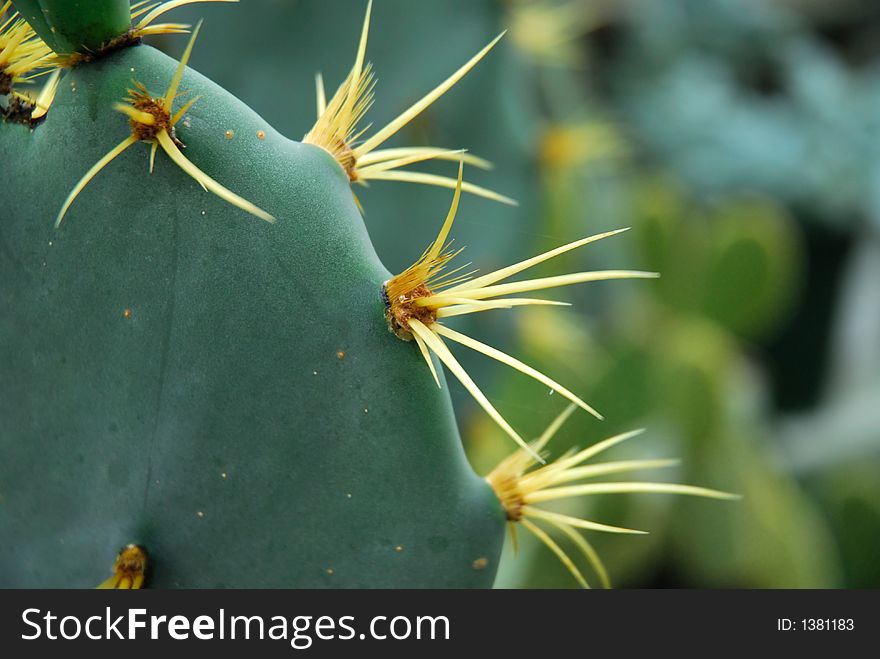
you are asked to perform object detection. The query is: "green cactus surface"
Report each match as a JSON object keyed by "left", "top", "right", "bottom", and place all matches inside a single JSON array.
[
  {"left": 11, "top": 0, "right": 132, "bottom": 54},
  {"left": 0, "top": 41, "right": 506, "bottom": 587}
]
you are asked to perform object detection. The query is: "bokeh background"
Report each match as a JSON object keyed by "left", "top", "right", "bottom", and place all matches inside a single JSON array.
[{"left": 162, "top": 0, "right": 880, "bottom": 588}]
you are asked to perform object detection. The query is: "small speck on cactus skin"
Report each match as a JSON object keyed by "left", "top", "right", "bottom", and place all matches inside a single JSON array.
[
  {"left": 383, "top": 164, "right": 658, "bottom": 460},
  {"left": 486, "top": 405, "right": 740, "bottom": 589},
  {"left": 472, "top": 557, "right": 489, "bottom": 570},
  {"left": 96, "top": 544, "right": 148, "bottom": 589},
  {"left": 54, "top": 21, "right": 274, "bottom": 227},
  {"left": 304, "top": 0, "right": 514, "bottom": 207}
]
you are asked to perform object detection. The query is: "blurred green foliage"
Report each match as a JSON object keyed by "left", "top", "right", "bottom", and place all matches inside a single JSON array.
[{"left": 162, "top": 0, "right": 880, "bottom": 587}]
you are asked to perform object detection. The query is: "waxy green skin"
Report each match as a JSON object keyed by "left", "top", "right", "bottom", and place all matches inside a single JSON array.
[
  {"left": 0, "top": 44, "right": 505, "bottom": 587},
  {"left": 11, "top": 0, "right": 132, "bottom": 54}
]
